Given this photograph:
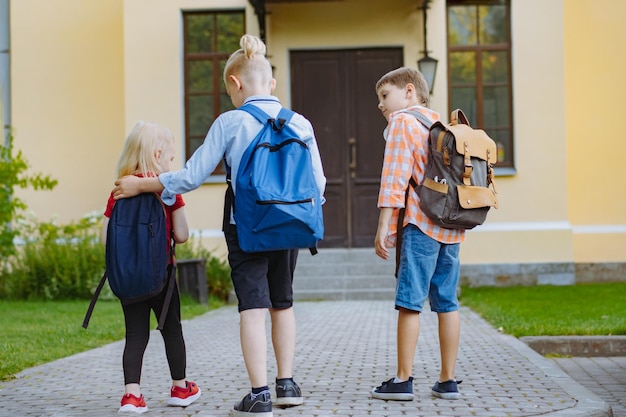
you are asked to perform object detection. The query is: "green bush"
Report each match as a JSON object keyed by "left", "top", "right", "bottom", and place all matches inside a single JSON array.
[
  {"left": 1, "top": 129, "right": 58, "bottom": 259},
  {"left": 0, "top": 212, "right": 105, "bottom": 300},
  {"left": 0, "top": 203, "right": 232, "bottom": 302},
  {"left": 176, "top": 238, "right": 232, "bottom": 302},
  {"left": 0, "top": 128, "right": 230, "bottom": 302}
]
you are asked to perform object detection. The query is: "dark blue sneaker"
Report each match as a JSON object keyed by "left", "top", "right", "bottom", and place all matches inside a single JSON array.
[
  {"left": 431, "top": 379, "right": 461, "bottom": 400},
  {"left": 230, "top": 391, "right": 272, "bottom": 417},
  {"left": 274, "top": 378, "right": 303, "bottom": 407},
  {"left": 371, "top": 377, "right": 414, "bottom": 401}
]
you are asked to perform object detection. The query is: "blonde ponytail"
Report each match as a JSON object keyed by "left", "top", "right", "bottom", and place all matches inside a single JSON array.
[
  {"left": 223, "top": 34, "right": 272, "bottom": 87},
  {"left": 240, "top": 34, "right": 266, "bottom": 59}
]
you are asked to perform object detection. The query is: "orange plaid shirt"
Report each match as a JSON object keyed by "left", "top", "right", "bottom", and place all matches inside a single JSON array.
[{"left": 377, "top": 106, "right": 465, "bottom": 245}]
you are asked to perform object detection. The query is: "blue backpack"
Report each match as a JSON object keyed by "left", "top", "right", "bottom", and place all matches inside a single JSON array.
[
  {"left": 226, "top": 104, "right": 324, "bottom": 253},
  {"left": 83, "top": 193, "right": 175, "bottom": 330}
]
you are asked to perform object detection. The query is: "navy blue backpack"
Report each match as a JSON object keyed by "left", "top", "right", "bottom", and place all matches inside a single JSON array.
[
  {"left": 226, "top": 104, "right": 324, "bottom": 253},
  {"left": 83, "top": 193, "right": 175, "bottom": 330}
]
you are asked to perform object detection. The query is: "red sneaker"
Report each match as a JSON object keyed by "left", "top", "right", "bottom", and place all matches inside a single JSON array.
[
  {"left": 168, "top": 380, "right": 201, "bottom": 407},
  {"left": 119, "top": 393, "right": 148, "bottom": 414}
]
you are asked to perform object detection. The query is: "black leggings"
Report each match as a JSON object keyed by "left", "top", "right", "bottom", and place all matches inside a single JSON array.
[{"left": 121, "top": 282, "right": 186, "bottom": 385}]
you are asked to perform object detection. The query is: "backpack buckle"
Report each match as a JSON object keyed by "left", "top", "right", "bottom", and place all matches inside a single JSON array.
[{"left": 271, "top": 117, "right": 287, "bottom": 131}]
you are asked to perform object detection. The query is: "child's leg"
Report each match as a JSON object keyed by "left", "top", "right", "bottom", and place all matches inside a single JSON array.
[
  {"left": 151, "top": 284, "right": 201, "bottom": 407},
  {"left": 240, "top": 307, "right": 269, "bottom": 388},
  {"left": 394, "top": 225, "right": 436, "bottom": 381},
  {"left": 227, "top": 227, "right": 293, "bottom": 391},
  {"left": 428, "top": 240, "right": 461, "bottom": 382},
  {"left": 266, "top": 248, "right": 297, "bottom": 380},
  {"left": 437, "top": 311, "right": 460, "bottom": 382},
  {"left": 269, "top": 306, "right": 296, "bottom": 379},
  {"left": 122, "top": 301, "right": 152, "bottom": 395},
  {"left": 226, "top": 225, "right": 270, "bottom": 390},
  {"left": 397, "top": 308, "right": 421, "bottom": 381},
  {"left": 151, "top": 283, "right": 187, "bottom": 387}
]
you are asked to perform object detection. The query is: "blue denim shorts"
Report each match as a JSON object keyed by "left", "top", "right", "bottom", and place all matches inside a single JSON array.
[{"left": 395, "top": 224, "right": 461, "bottom": 313}]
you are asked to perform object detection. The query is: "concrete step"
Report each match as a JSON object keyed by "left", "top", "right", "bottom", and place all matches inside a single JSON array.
[
  {"left": 521, "top": 336, "right": 626, "bottom": 357},
  {"left": 293, "top": 248, "right": 396, "bottom": 301}
]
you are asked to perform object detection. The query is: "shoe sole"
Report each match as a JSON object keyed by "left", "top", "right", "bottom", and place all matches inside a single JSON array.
[
  {"left": 118, "top": 405, "right": 148, "bottom": 414},
  {"left": 371, "top": 389, "right": 414, "bottom": 401},
  {"left": 432, "top": 390, "right": 461, "bottom": 400},
  {"left": 168, "top": 388, "right": 201, "bottom": 406},
  {"left": 274, "top": 396, "right": 303, "bottom": 407},
  {"left": 229, "top": 410, "right": 272, "bottom": 417}
]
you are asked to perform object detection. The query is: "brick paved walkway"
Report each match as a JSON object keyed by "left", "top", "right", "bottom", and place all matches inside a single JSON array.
[
  {"left": 0, "top": 301, "right": 612, "bottom": 416},
  {"left": 551, "top": 356, "right": 625, "bottom": 417}
]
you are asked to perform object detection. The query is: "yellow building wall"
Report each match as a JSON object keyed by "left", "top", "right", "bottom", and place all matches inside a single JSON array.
[
  {"left": 564, "top": 0, "right": 626, "bottom": 263},
  {"left": 11, "top": 0, "right": 124, "bottom": 224},
  {"left": 462, "top": 0, "right": 573, "bottom": 264},
  {"left": 10, "top": 0, "right": 623, "bottom": 268}
]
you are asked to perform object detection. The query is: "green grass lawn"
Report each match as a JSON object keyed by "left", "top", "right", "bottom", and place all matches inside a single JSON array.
[
  {"left": 460, "top": 282, "right": 626, "bottom": 337},
  {"left": 3, "top": 283, "right": 625, "bottom": 382},
  {"left": 0, "top": 296, "right": 221, "bottom": 381}
]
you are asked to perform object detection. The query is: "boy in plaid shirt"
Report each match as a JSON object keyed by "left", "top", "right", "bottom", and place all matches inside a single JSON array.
[{"left": 372, "top": 67, "right": 463, "bottom": 401}]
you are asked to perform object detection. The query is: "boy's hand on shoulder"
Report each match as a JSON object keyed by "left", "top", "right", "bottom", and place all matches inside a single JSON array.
[{"left": 113, "top": 175, "right": 141, "bottom": 200}]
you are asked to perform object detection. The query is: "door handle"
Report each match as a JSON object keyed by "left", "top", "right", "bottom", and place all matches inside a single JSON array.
[{"left": 348, "top": 137, "right": 356, "bottom": 178}]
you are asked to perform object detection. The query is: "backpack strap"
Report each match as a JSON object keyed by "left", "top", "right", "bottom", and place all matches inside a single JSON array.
[
  {"left": 156, "top": 263, "right": 176, "bottom": 330},
  {"left": 406, "top": 110, "right": 434, "bottom": 129},
  {"left": 391, "top": 110, "right": 434, "bottom": 275},
  {"left": 239, "top": 104, "right": 295, "bottom": 130},
  {"left": 156, "top": 197, "right": 176, "bottom": 331},
  {"left": 451, "top": 109, "right": 470, "bottom": 126},
  {"left": 82, "top": 270, "right": 108, "bottom": 329},
  {"left": 223, "top": 176, "right": 235, "bottom": 233}
]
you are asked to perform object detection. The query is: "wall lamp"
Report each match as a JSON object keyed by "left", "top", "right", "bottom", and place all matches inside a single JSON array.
[{"left": 417, "top": 0, "right": 438, "bottom": 94}]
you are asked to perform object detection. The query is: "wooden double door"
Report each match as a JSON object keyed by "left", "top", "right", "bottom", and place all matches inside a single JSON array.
[{"left": 290, "top": 48, "right": 403, "bottom": 247}]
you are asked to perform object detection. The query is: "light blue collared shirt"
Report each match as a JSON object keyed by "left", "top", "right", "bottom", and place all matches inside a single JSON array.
[{"left": 159, "top": 95, "right": 326, "bottom": 224}]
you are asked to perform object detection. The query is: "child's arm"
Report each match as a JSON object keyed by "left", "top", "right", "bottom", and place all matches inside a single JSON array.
[
  {"left": 171, "top": 206, "right": 189, "bottom": 244},
  {"left": 374, "top": 207, "right": 394, "bottom": 260},
  {"left": 101, "top": 217, "right": 109, "bottom": 245},
  {"left": 113, "top": 176, "right": 163, "bottom": 200}
]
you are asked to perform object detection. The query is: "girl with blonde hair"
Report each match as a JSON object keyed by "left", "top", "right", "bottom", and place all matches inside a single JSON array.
[{"left": 103, "top": 121, "right": 201, "bottom": 414}]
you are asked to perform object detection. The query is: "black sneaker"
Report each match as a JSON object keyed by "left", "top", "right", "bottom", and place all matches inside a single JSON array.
[
  {"left": 371, "top": 377, "right": 414, "bottom": 401},
  {"left": 230, "top": 391, "right": 272, "bottom": 417},
  {"left": 274, "top": 378, "right": 303, "bottom": 407},
  {"left": 431, "top": 379, "right": 461, "bottom": 400}
]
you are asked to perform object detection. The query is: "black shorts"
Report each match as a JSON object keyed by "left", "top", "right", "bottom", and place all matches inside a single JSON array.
[{"left": 225, "top": 225, "right": 298, "bottom": 312}]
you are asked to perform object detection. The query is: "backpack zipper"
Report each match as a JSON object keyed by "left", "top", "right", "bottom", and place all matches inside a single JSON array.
[{"left": 257, "top": 198, "right": 313, "bottom": 205}]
